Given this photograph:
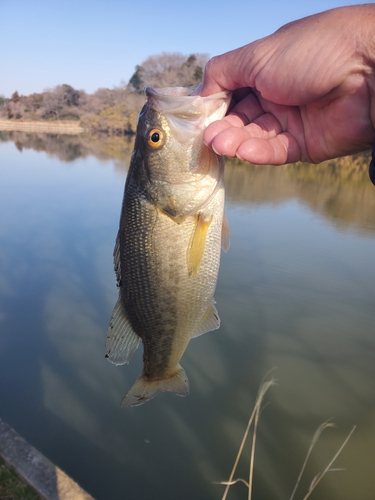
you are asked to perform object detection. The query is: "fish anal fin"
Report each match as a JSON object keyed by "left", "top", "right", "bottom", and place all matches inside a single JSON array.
[
  {"left": 188, "top": 212, "right": 213, "bottom": 276},
  {"left": 191, "top": 300, "right": 221, "bottom": 338},
  {"left": 105, "top": 299, "right": 140, "bottom": 365},
  {"left": 121, "top": 365, "right": 190, "bottom": 407},
  {"left": 221, "top": 212, "right": 230, "bottom": 253}
]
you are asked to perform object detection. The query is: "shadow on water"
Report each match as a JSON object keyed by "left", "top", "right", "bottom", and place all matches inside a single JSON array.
[{"left": 0, "top": 132, "right": 375, "bottom": 499}]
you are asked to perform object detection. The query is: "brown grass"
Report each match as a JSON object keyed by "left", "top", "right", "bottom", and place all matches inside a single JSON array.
[{"left": 216, "top": 376, "right": 355, "bottom": 500}]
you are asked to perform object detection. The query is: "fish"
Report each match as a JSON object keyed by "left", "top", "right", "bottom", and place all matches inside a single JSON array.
[{"left": 105, "top": 86, "right": 231, "bottom": 407}]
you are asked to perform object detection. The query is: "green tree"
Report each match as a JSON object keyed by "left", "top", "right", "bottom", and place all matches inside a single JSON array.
[{"left": 129, "top": 66, "right": 143, "bottom": 91}]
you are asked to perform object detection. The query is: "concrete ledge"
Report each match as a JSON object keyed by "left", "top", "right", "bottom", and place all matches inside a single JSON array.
[{"left": 0, "top": 418, "right": 95, "bottom": 500}]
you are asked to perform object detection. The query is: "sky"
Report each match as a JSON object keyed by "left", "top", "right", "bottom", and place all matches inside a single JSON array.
[{"left": 0, "top": 0, "right": 367, "bottom": 97}]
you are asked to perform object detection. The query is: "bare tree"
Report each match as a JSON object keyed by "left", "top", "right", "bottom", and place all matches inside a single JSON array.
[
  {"left": 6, "top": 91, "right": 27, "bottom": 119},
  {"left": 128, "top": 52, "right": 209, "bottom": 90},
  {"left": 1, "top": 52, "right": 209, "bottom": 134},
  {"left": 41, "top": 85, "right": 85, "bottom": 119}
]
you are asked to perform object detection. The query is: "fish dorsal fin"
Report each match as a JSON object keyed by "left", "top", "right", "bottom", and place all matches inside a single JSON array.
[
  {"left": 221, "top": 212, "right": 230, "bottom": 253},
  {"left": 187, "top": 212, "right": 213, "bottom": 276},
  {"left": 191, "top": 300, "right": 221, "bottom": 338},
  {"left": 105, "top": 299, "right": 140, "bottom": 365},
  {"left": 113, "top": 233, "right": 121, "bottom": 287}
]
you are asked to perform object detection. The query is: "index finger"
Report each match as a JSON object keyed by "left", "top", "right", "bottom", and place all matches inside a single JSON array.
[{"left": 198, "top": 47, "right": 256, "bottom": 97}]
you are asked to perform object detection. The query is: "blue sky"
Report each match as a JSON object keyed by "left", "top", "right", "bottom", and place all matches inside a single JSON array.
[{"left": 0, "top": 0, "right": 365, "bottom": 97}]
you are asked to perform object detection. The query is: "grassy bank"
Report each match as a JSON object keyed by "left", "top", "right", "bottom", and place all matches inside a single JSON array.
[{"left": 0, "top": 456, "right": 40, "bottom": 500}]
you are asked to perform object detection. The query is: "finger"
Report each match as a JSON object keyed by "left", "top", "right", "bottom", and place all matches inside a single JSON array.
[
  {"left": 210, "top": 125, "right": 260, "bottom": 157},
  {"left": 204, "top": 92, "right": 266, "bottom": 148},
  {"left": 236, "top": 134, "right": 301, "bottom": 165},
  {"left": 203, "top": 115, "right": 250, "bottom": 147},
  {"left": 199, "top": 47, "right": 258, "bottom": 96},
  {"left": 198, "top": 56, "right": 234, "bottom": 96},
  {"left": 231, "top": 88, "right": 253, "bottom": 105},
  {"left": 207, "top": 112, "right": 285, "bottom": 156},
  {"left": 229, "top": 91, "right": 264, "bottom": 124}
]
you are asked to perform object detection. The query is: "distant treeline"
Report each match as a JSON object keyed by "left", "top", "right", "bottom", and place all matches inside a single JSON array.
[{"left": 0, "top": 52, "right": 208, "bottom": 135}]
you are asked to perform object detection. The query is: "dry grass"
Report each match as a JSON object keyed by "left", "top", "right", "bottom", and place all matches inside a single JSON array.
[
  {"left": 216, "top": 376, "right": 355, "bottom": 500},
  {"left": 0, "top": 119, "right": 84, "bottom": 133}
]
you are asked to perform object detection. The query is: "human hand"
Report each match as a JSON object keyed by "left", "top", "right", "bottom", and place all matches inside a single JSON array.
[{"left": 198, "top": 5, "right": 375, "bottom": 165}]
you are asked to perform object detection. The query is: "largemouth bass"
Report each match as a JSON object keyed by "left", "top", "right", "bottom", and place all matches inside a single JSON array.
[{"left": 105, "top": 86, "right": 231, "bottom": 407}]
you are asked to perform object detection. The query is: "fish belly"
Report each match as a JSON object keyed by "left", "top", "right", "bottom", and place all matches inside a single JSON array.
[{"left": 119, "top": 184, "right": 224, "bottom": 380}]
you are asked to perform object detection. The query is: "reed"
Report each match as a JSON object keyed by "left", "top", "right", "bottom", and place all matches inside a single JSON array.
[{"left": 216, "top": 377, "right": 355, "bottom": 500}]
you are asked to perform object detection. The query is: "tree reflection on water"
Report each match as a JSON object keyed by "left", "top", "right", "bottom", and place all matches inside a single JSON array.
[{"left": 2, "top": 130, "right": 374, "bottom": 233}]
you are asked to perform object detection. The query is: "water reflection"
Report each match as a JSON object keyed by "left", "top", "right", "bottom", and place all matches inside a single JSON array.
[
  {"left": 0, "top": 130, "right": 132, "bottom": 172},
  {"left": 0, "top": 133, "right": 375, "bottom": 499},
  {"left": 224, "top": 154, "right": 375, "bottom": 235},
  {"left": 3, "top": 130, "right": 374, "bottom": 234}
]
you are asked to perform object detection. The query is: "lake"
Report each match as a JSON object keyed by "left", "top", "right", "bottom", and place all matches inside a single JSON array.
[{"left": 1, "top": 131, "right": 375, "bottom": 500}]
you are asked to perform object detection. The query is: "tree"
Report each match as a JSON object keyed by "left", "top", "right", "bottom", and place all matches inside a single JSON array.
[
  {"left": 6, "top": 91, "right": 25, "bottom": 119},
  {"left": 60, "top": 84, "right": 81, "bottom": 106},
  {"left": 41, "top": 84, "right": 85, "bottom": 119},
  {"left": 11, "top": 91, "right": 20, "bottom": 102},
  {"left": 0, "top": 52, "right": 209, "bottom": 132},
  {"left": 128, "top": 52, "right": 209, "bottom": 89},
  {"left": 128, "top": 65, "right": 143, "bottom": 91}
]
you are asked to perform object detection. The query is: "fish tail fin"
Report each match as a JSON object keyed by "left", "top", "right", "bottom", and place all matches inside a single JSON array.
[{"left": 121, "top": 365, "right": 190, "bottom": 407}]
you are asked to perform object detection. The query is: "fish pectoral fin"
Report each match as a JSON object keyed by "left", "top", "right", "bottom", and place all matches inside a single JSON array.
[
  {"left": 105, "top": 299, "right": 140, "bottom": 365},
  {"left": 191, "top": 300, "right": 221, "bottom": 338},
  {"left": 187, "top": 212, "right": 213, "bottom": 276},
  {"left": 121, "top": 365, "right": 190, "bottom": 407},
  {"left": 221, "top": 212, "right": 230, "bottom": 253}
]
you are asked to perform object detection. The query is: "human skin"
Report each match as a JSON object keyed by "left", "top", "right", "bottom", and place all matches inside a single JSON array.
[{"left": 198, "top": 5, "right": 375, "bottom": 165}]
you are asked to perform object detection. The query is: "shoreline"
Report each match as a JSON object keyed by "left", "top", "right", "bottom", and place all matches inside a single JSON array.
[
  {"left": 0, "top": 119, "right": 85, "bottom": 134},
  {"left": 0, "top": 418, "right": 94, "bottom": 500}
]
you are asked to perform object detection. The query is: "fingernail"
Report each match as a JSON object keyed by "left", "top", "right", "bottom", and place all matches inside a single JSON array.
[{"left": 211, "top": 143, "right": 221, "bottom": 155}]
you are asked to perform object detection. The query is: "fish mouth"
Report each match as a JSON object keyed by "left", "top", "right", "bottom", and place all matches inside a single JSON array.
[
  {"left": 144, "top": 86, "right": 231, "bottom": 128},
  {"left": 145, "top": 86, "right": 197, "bottom": 98}
]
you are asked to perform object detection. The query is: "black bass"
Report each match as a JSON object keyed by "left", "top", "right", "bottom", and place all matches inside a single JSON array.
[{"left": 105, "top": 86, "right": 231, "bottom": 407}]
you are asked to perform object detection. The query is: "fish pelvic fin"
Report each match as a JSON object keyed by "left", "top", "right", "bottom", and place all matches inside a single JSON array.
[
  {"left": 105, "top": 299, "right": 141, "bottom": 365},
  {"left": 121, "top": 365, "right": 190, "bottom": 407},
  {"left": 187, "top": 212, "right": 213, "bottom": 276}
]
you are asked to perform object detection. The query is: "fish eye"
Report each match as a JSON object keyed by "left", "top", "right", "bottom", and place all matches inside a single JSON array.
[{"left": 147, "top": 128, "right": 164, "bottom": 149}]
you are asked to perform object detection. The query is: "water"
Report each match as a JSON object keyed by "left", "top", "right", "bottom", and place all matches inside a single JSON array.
[{"left": 1, "top": 132, "right": 375, "bottom": 499}]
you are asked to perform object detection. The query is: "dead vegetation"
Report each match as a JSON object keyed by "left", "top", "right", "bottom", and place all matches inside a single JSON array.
[
  {"left": 216, "top": 376, "right": 355, "bottom": 500},
  {"left": 0, "top": 53, "right": 208, "bottom": 136}
]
